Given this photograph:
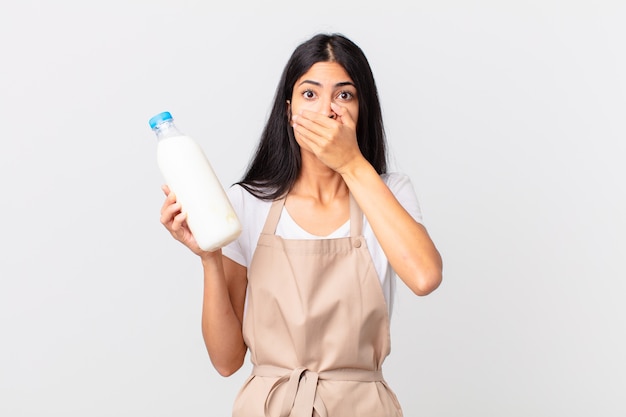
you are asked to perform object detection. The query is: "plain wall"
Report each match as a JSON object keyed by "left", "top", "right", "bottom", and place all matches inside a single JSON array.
[{"left": 1, "top": 1, "right": 625, "bottom": 416}]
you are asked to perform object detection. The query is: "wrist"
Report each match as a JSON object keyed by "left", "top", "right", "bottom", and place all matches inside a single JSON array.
[
  {"left": 200, "top": 248, "right": 222, "bottom": 265},
  {"left": 338, "top": 155, "right": 373, "bottom": 181}
]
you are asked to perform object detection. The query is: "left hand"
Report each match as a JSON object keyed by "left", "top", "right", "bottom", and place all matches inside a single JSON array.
[{"left": 291, "top": 102, "right": 364, "bottom": 173}]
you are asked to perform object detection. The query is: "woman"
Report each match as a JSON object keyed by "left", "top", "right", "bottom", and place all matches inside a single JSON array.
[{"left": 160, "top": 33, "right": 442, "bottom": 417}]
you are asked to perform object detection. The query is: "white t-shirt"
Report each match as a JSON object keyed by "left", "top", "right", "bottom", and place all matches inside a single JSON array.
[{"left": 222, "top": 172, "right": 423, "bottom": 316}]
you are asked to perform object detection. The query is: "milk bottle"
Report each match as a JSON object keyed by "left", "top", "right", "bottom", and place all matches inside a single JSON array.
[{"left": 149, "top": 111, "right": 241, "bottom": 251}]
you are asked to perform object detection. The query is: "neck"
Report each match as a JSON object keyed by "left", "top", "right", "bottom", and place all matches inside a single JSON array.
[{"left": 292, "top": 154, "right": 348, "bottom": 203}]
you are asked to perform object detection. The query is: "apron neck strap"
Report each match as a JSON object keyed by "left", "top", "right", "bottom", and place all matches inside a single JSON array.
[
  {"left": 349, "top": 193, "right": 363, "bottom": 237},
  {"left": 262, "top": 197, "right": 286, "bottom": 235},
  {"left": 261, "top": 193, "right": 364, "bottom": 237}
]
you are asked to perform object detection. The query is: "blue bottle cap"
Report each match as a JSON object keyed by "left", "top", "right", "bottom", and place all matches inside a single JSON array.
[{"left": 148, "top": 111, "right": 173, "bottom": 129}]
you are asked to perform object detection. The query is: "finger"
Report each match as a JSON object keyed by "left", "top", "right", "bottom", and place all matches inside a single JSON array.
[
  {"left": 160, "top": 191, "right": 178, "bottom": 215},
  {"left": 163, "top": 191, "right": 178, "bottom": 207},
  {"left": 160, "top": 201, "right": 182, "bottom": 226},
  {"left": 171, "top": 210, "right": 188, "bottom": 232},
  {"left": 330, "top": 103, "right": 356, "bottom": 128},
  {"left": 296, "top": 109, "right": 337, "bottom": 129},
  {"left": 161, "top": 184, "right": 171, "bottom": 195},
  {"left": 293, "top": 112, "right": 335, "bottom": 142},
  {"left": 293, "top": 122, "right": 324, "bottom": 150},
  {"left": 164, "top": 187, "right": 177, "bottom": 203}
]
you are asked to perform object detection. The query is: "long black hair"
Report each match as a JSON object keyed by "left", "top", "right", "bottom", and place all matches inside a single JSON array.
[{"left": 237, "top": 33, "right": 387, "bottom": 200}]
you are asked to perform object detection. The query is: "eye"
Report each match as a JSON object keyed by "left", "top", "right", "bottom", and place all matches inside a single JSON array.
[
  {"left": 302, "top": 89, "right": 316, "bottom": 99},
  {"left": 337, "top": 90, "right": 355, "bottom": 101}
]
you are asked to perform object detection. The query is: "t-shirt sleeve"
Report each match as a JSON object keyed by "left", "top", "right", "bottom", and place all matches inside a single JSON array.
[
  {"left": 384, "top": 172, "right": 424, "bottom": 224},
  {"left": 221, "top": 185, "right": 247, "bottom": 266}
]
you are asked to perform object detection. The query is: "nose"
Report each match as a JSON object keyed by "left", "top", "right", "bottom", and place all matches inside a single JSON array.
[{"left": 320, "top": 97, "right": 337, "bottom": 119}]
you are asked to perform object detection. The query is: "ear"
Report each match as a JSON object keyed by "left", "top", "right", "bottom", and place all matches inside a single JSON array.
[{"left": 286, "top": 100, "right": 292, "bottom": 122}]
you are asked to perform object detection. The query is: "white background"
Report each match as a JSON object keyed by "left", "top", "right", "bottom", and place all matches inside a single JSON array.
[{"left": 1, "top": 1, "right": 625, "bottom": 416}]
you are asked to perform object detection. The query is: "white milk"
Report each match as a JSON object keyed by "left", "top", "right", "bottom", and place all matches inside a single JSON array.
[{"left": 156, "top": 132, "right": 241, "bottom": 252}]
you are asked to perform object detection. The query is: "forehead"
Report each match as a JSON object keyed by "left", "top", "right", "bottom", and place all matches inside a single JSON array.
[{"left": 296, "top": 62, "right": 353, "bottom": 85}]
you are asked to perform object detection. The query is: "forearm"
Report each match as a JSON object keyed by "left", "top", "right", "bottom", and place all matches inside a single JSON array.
[
  {"left": 340, "top": 157, "right": 443, "bottom": 295},
  {"left": 200, "top": 252, "right": 247, "bottom": 376}
]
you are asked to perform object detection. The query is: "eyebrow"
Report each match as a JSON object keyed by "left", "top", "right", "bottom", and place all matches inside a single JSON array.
[{"left": 298, "top": 80, "right": 356, "bottom": 88}]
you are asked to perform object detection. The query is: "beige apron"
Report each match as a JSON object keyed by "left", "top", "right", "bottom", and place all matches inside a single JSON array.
[{"left": 232, "top": 195, "right": 403, "bottom": 417}]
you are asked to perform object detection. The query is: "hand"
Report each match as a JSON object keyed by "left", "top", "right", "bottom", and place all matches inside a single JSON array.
[
  {"left": 160, "top": 185, "right": 214, "bottom": 258},
  {"left": 291, "top": 102, "right": 365, "bottom": 173}
]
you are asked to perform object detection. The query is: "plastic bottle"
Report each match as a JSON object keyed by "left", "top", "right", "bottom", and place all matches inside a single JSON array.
[{"left": 149, "top": 111, "right": 241, "bottom": 252}]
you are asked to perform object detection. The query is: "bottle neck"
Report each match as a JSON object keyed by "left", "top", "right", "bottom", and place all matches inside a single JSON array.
[{"left": 153, "top": 120, "right": 183, "bottom": 140}]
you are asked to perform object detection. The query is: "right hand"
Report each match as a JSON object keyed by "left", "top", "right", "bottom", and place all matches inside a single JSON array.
[{"left": 160, "top": 184, "right": 214, "bottom": 258}]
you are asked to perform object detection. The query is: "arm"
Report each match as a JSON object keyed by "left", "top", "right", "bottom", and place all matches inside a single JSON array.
[
  {"left": 200, "top": 252, "right": 248, "bottom": 376},
  {"left": 160, "top": 185, "right": 248, "bottom": 376},
  {"left": 340, "top": 162, "right": 442, "bottom": 295},
  {"left": 292, "top": 104, "right": 442, "bottom": 295}
]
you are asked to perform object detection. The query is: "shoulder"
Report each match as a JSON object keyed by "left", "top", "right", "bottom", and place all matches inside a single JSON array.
[
  {"left": 226, "top": 183, "right": 256, "bottom": 206},
  {"left": 223, "top": 184, "right": 273, "bottom": 267},
  {"left": 381, "top": 172, "right": 423, "bottom": 223},
  {"left": 227, "top": 184, "right": 273, "bottom": 213},
  {"left": 226, "top": 184, "right": 274, "bottom": 230},
  {"left": 381, "top": 172, "right": 413, "bottom": 192}
]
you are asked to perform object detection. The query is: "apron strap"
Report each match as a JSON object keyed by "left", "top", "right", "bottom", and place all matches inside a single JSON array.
[
  {"left": 254, "top": 365, "right": 383, "bottom": 417},
  {"left": 261, "top": 197, "right": 286, "bottom": 235},
  {"left": 349, "top": 193, "right": 363, "bottom": 238}
]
